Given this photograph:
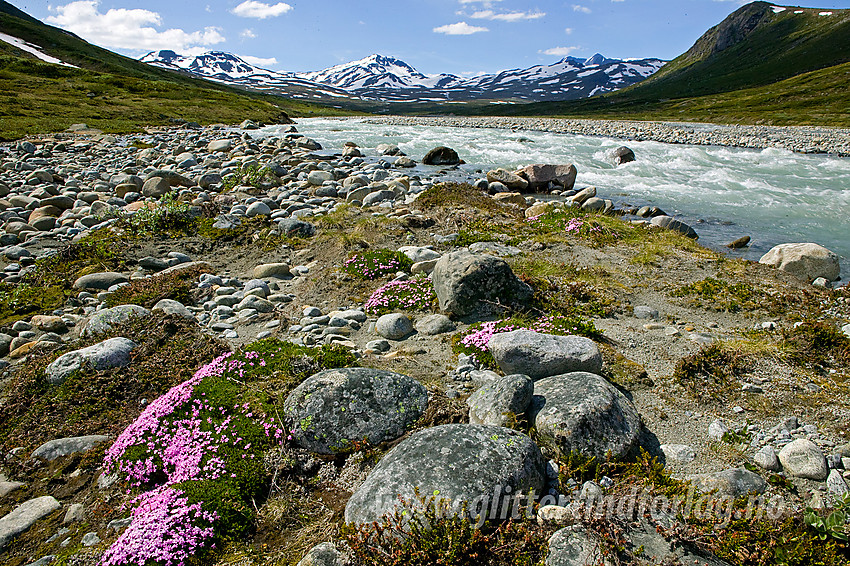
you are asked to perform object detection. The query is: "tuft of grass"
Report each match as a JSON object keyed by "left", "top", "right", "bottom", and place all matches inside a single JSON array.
[
  {"left": 672, "top": 342, "right": 751, "bottom": 401},
  {"left": 416, "top": 182, "right": 510, "bottom": 214},
  {"left": 781, "top": 321, "right": 850, "bottom": 370},
  {"left": 221, "top": 163, "right": 276, "bottom": 192},
  {"left": 105, "top": 264, "right": 209, "bottom": 309}
]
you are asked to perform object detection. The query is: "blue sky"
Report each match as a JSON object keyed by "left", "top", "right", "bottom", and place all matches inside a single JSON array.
[{"left": 7, "top": 0, "right": 850, "bottom": 74}]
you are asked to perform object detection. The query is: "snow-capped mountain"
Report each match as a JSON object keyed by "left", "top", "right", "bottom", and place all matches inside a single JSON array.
[{"left": 140, "top": 50, "right": 665, "bottom": 105}]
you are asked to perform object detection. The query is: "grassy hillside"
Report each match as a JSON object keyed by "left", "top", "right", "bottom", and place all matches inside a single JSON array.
[
  {"left": 458, "top": 2, "right": 850, "bottom": 126},
  {"left": 0, "top": 1, "right": 353, "bottom": 140}
]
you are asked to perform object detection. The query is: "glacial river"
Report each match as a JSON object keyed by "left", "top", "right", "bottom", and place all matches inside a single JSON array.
[{"left": 259, "top": 117, "right": 850, "bottom": 282}]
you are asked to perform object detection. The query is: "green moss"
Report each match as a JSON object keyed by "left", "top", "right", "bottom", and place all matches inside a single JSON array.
[
  {"left": 416, "top": 182, "right": 510, "bottom": 213},
  {"left": 0, "top": 282, "right": 69, "bottom": 326},
  {"left": 781, "top": 320, "right": 850, "bottom": 370},
  {"left": 105, "top": 265, "right": 208, "bottom": 308}
]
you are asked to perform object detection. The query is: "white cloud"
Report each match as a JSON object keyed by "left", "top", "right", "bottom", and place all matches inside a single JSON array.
[
  {"left": 458, "top": 0, "right": 502, "bottom": 4},
  {"left": 565, "top": 27, "right": 574, "bottom": 34},
  {"left": 47, "top": 1, "right": 224, "bottom": 53},
  {"left": 540, "top": 46, "right": 580, "bottom": 57},
  {"left": 433, "top": 21, "right": 489, "bottom": 35},
  {"left": 240, "top": 28, "right": 257, "bottom": 39},
  {"left": 572, "top": 4, "right": 592, "bottom": 13},
  {"left": 470, "top": 10, "right": 545, "bottom": 21},
  {"left": 239, "top": 54, "right": 277, "bottom": 67},
  {"left": 231, "top": 1, "right": 292, "bottom": 19}
]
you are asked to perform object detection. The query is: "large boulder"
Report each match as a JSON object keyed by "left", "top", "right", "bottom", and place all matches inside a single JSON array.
[
  {"left": 487, "top": 330, "right": 603, "bottom": 381},
  {"left": 0, "top": 496, "right": 61, "bottom": 549},
  {"left": 687, "top": 468, "right": 767, "bottom": 497},
  {"left": 45, "top": 337, "right": 138, "bottom": 385},
  {"left": 546, "top": 526, "right": 603, "bottom": 566},
  {"left": 609, "top": 146, "right": 636, "bottom": 166},
  {"left": 73, "top": 272, "right": 128, "bottom": 291},
  {"left": 422, "top": 146, "right": 460, "bottom": 165},
  {"left": 519, "top": 164, "right": 577, "bottom": 192},
  {"left": 530, "top": 372, "right": 640, "bottom": 460},
  {"left": 81, "top": 305, "right": 151, "bottom": 338},
  {"left": 431, "top": 250, "right": 532, "bottom": 317},
  {"left": 344, "top": 424, "right": 546, "bottom": 525},
  {"left": 467, "top": 374, "right": 533, "bottom": 427},
  {"left": 759, "top": 243, "right": 840, "bottom": 282},
  {"left": 487, "top": 168, "right": 529, "bottom": 192},
  {"left": 283, "top": 368, "right": 428, "bottom": 454}
]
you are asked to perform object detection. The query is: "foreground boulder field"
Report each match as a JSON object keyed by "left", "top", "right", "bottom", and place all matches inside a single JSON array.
[{"left": 0, "top": 121, "right": 848, "bottom": 566}]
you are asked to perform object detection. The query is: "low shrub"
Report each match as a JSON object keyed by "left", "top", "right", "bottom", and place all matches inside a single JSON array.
[{"left": 672, "top": 343, "right": 751, "bottom": 401}]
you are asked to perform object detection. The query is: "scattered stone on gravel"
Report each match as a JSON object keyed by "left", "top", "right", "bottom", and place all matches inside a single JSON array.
[
  {"left": 530, "top": 372, "right": 641, "bottom": 460},
  {"left": 344, "top": 424, "right": 546, "bottom": 526},
  {"left": 73, "top": 272, "right": 128, "bottom": 291},
  {"left": 414, "top": 313, "right": 455, "bottom": 335},
  {"left": 296, "top": 542, "right": 343, "bottom": 566},
  {"left": 283, "top": 367, "right": 428, "bottom": 454},
  {"left": 467, "top": 373, "right": 534, "bottom": 427},
  {"left": 31, "top": 435, "right": 111, "bottom": 461},
  {"left": 253, "top": 263, "right": 291, "bottom": 279},
  {"left": 753, "top": 446, "right": 781, "bottom": 471},
  {"left": 375, "top": 313, "right": 414, "bottom": 340},
  {"left": 545, "top": 526, "right": 603, "bottom": 566},
  {"left": 488, "top": 330, "right": 603, "bottom": 380},
  {"left": 660, "top": 444, "right": 697, "bottom": 464},
  {"left": 152, "top": 299, "right": 195, "bottom": 319},
  {"left": 827, "top": 469, "right": 850, "bottom": 496},
  {"left": 778, "top": 438, "right": 829, "bottom": 480}
]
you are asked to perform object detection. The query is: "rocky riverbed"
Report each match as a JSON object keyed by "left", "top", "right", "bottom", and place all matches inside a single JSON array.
[
  {"left": 365, "top": 116, "right": 850, "bottom": 157},
  {"left": 0, "top": 121, "right": 849, "bottom": 566}
]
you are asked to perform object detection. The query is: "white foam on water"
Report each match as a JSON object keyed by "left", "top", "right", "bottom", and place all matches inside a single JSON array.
[{"left": 260, "top": 118, "right": 850, "bottom": 280}]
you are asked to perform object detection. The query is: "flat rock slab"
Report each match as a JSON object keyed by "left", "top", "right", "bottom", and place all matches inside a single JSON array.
[
  {"left": 530, "top": 372, "right": 640, "bottom": 460},
  {"left": 345, "top": 424, "right": 545, "bottom": 526},
  {"left": 687, "top": 468, "right": 767, "bottom": 498},
  {"left": 45, "top": 337, "right": 138, "bottom": 384},
  {"left": 488, "top": 330, "right": 603, "bottom": 381},
  {"left": 283, "top": 368, "right": 428, "bottom": 454},
  {"left": 73, "top": 272, "right": 128, "bottom": 291},
  {"left": 31, "top": 435, "right": 111, "bottom": 461},
  {"left": 0, "top": 496, "right": 61, "bottom": 549}
]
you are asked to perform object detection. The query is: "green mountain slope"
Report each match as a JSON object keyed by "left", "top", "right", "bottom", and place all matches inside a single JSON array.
[
  {"left": 0, "top": 0, "right": 349, "bottom": 140},
  {"left": 461, "top": 2, "right": 850, "bottom": 126}
]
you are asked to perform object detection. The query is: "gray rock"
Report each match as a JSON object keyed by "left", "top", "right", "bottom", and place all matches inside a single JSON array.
[
  {"left": 81, "top": 532, "right": 101, "bottom": 547},
  {"left": 708, "top": 419, "right": 729, "bottom": 441},
  {"left": 650, "top": 215, "right": 698, "bottom": 239},
  {"left": 207, "top": 139, "right": 233, "bottom": 153},
  {"left": 660, "top": 444, "right": 696, "bottom": 464},
  {"left": 297, "top": 542, "right": 343, "bottom": 566},
  {"left": 283, "top": 367, "right": 428, "bottom": 454},
  {"left": 25, "top": 556, "right": 56, "bottom": 566},
  {"left": 277, "top": 217, "right": 315, "bottom": 237},
  {"left": 609, "top": 146, "right": 636, "bottom": 166},
  {"left": 843, "top": 324, "right": 850, "bottom": 339},
  {"left": 827, "top": 469, "right": 849, "bottom": 496},
  {"left": 569, "top": 186, "right": 596, "bottom": 205},
  {"left": 63, "top": 504, "right": 85, "bottom": 524},
  {"left": 545, "top": 526, "right": 603, "bottom": 566},
  {"left": 415, "top": 314, "right": 455, "bottom": 336},
  {"left": 487, "top": 168, "right": 529, "bottom": 191},
  {"left": 362, "top": 190, "right": 395, "bottom": 207},
  {"left": 376, "top": 313, "right": 414, "bottom": 340},
  {"left": 431, "top": 250, "right": 532, "bottom": 316},
  {"left": 73, "top": 272, "right": 128, "bottom": 291},
  {"left": 467, "top": 374, "right": 533, "bottom": 427},
  {"left": 253, "top": 263, "right": 291, "bottom": 279},
  {"left": 0, "top": 496, "right": 61, "bottom": 549},
  {"left": 488, "top": 330, "right": 603, "bottom": 380},
  {"left": 398, "top": 246, "right": 442, "bottom": 263},
  {"left": 0, "top": 481, "right": 25, "bottom": 498},
  {"left": 365, "top": 339, "right": 391, "bottom": 353},
  {"left": 82, "top": 305, "right": 150, "bottom": 337},
  {"left": 529, "top": 372, "right": 640, "bottom": 460},
  {"left": 687, "top": 468, "right": 767, "bottom": 498},
  {"left": 144, "top": 169, "right": 193, "bottom": 187},
  {"left": 753, "top": 446, "right": 781, "bottom": 471},
  {"left": 152, "top": 299, "right": 195, "bottom": 319},
  {"left": 45, "top": 337, "right": 138, "bottom": 385},
  {"left": 244, "top": 279, "right": 271, "bottom": 297},
  {"left": 246, "top": 201, "right": 272, "bottom": 217},
  {"left": 139, "top": 256, "right": 169, "bottom": 272},
  {"left": 141, "top": 176, "right": 171, "bottom": 198},
  {"left": 633, "top": 306, "right": 659, "bottom": 320},
  {"left": 422, "top": 146, "right": 460, "bottom": 165},
  {"left": 778, "top": 438, "right": 828, "bottom": 480},
  {"left": 236, "top": 295, "right": 275, "bottom": 313},
  {"left": 31, "top": 435, "right": 110, "bottom": 461},
  {"left": 759, "top": 243, "right": 841, "bottom": 282},
  {"left": 581, "top": 197, "right": 606, "bottom": 212},
  {"left": 0, "top": 333, "right": 13, "bottom": 357},
  {"left": 519, "top": 164, "right": 577, "bottom": 192},
  {"left": 344, "top": 424, "right": 545, "bottom": 525}
]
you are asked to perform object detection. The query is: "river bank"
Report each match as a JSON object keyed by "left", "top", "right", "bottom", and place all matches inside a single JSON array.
[{"left": 362, "top": 116, "right": 850, "bottom": 157}]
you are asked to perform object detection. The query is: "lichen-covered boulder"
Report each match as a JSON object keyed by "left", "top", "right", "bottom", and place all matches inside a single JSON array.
[
  {"left": 431, "top": 250, "right": 532, "bottom": 317},
  {"left": 82, "top": 305, "right": 151, "bottom": 338},
  {"left": 31, "top": 435, "right": 111, "bottom": 461},
  {"left": 687, "top": 468, "right": 767, "bottom": 497},
  {"left": 530, "top": 372, "right": 640, "bottom": 460},
  {"left": 759, "top": 243, "right": 840, "bottom": 282},
  {"left": 487, "top": 330, "right": 603, "bottom": 381},
  {"left": 344, "top": 424, "right": 546, "bottom": 526},
  {"left": 283, "top": 368, "right": 428, "bottom": 454},
  {"left": 467, "top": 374, "right": 534, "bottom": 427},
  {"left": 45, "top": 337, "right": 138, "bottom": 385}
]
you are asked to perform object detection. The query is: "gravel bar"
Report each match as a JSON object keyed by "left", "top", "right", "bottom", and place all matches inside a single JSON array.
[{"left": 362, "top": 116, "right": 850, "bottom": 157}]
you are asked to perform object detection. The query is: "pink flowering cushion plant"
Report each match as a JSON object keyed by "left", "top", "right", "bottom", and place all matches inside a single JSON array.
[
  {"left": 364, "top": 275, "right": 437, "bottom": 316},
  {"left": 101, "top": 338, "right": 357, "bottom": 566},
  {"left": 343, "top": 249, "right": 413, "bottom": 280}
]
